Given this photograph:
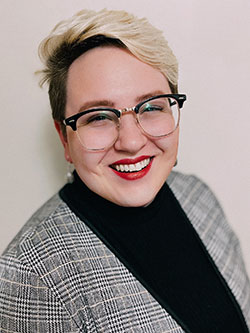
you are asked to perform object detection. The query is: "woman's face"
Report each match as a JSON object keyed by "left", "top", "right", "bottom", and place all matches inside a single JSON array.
[{"left": 56, "top": 46, "right": 179, "bottom": 207}]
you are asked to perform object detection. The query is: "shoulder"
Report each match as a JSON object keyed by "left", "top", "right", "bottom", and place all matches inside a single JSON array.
[
  {"left": 166, "top": 171, "right": 238, "bottom": 271},
  {"left": 167, "top": 171, "right": 250, "bottom": 328},
  {"left": 167, "top": 170, "right": 217, "bottom": 205},
  {"left": 1, "top": 193, "right": 68, "bottom": 258},
  {"left": 0, "top": 190, "right": 94, "bottom": 279},
  {"left": 0, "top": 193, "right": 70, "bottom": 275},
  {"left": 0, "top": 194, "right": 78, "bottom": 331},
  {"left": 167, "top": 170, "right": 229, "bottom": 232}
]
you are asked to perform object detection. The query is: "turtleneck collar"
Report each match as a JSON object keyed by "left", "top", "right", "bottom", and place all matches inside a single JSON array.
[{"left": 65, "top": 170, "right": 167, "bottom": 223}]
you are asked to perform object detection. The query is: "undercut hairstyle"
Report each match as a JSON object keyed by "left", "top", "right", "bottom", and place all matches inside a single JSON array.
[{"left": 38, "top": 9, "right": 179, "bottom": 136}]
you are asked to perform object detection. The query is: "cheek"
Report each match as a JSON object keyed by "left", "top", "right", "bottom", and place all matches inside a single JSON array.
[
  {"left": 155, "top": 131, "right": 179, "bottom": 155},
  {"left": 67, "top": 135, "right": 106, "bottom": 175}
]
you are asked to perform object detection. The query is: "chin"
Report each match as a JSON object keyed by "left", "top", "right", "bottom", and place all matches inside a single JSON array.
[
  {"left": 115, "top": 199, "right": 154, "bottom": 208},
  {"left": 109, "top": 189, "right": 159, "bottom": 208}
]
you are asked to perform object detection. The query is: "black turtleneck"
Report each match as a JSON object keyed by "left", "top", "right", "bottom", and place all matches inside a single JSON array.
[{"left": 59, "top": 172, "right": 248, "bottom": 332}]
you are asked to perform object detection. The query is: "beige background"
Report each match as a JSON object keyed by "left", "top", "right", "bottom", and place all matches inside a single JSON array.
[{"left": 1, "top": 0, "right": 249, "bottom": 274}]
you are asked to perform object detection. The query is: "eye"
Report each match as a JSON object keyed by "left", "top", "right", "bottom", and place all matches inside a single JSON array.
[
  {"left": 140, "top": 103, "right": 163, "bottom": 113},
  {"left": 77, "top": 110, "right": 117, "bottom": 128},
  {"left": 87, "top": 113, "right": 112, "bottom": 123}
]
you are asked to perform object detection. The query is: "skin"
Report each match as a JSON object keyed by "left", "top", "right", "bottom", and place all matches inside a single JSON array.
[{"left": 55, "top": 46, "right": 179, "bottom": 207}]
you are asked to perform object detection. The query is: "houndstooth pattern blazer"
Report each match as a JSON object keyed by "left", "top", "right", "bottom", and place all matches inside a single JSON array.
[{"left": 0, "top": 172, "right": 250, "bottom": 332}]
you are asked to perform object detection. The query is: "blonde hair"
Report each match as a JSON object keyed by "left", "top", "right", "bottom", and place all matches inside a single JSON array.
[{"left": 38, "top": 8, "right": 178, "bottom": 129}]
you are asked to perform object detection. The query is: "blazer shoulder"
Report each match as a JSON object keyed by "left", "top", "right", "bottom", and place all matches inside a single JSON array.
[
  {"left": 1, "top": 193, "right": 65, "bottom": 257},
  {"left": 167, "top": 170, "right": 239, "bottom": 244},
  {"left": 167, "top": 171, "right": 212, "bottom": 198},
  {"left": 167, "top": 172, "right": 250, "bottom": 329},
  {"left": 167, "top": 171, "right": 225, "bottom": 217}
]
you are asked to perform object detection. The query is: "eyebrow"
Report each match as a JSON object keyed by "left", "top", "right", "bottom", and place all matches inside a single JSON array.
[
  {"left": 135, "top": 90, "right": 166, "bottom": 103},
  {"left": 78, "top": 90, "right": 167, "bottom": 112},
  {"left": 78, "top": 100, "right": 115, "bottom": 112}
]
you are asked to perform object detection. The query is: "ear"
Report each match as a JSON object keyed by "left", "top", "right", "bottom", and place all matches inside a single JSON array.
[{"left": 54, "top": 121, "right": 73, "bottom": 163}]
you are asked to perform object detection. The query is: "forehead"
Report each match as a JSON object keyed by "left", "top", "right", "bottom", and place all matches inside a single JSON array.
[{"left": 66, "top": 46, "right": 170, "bottom": 112}]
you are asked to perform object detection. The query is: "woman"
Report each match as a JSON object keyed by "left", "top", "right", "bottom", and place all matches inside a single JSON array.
[{"left": 0, "top": 8, "right": 249, "bottom": 333}]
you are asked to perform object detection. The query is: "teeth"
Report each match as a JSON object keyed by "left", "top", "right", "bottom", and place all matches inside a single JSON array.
[
  {"left": 129, "top": 164, "right": 135, "bottom": 171},
  {"left": 135, "top": 162, "right": 141, "bottom": 171},
  {"left": 124, "top": 165, "right": 129, "bottom": 172},
  {"left": 114, "top": 158, "right": 151, "bottom": 173}
]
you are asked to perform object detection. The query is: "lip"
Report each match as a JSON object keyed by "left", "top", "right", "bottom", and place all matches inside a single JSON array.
[
  {"left": 111, "top": 155, "right": 151, "bottom": 165},
  {"left": 110, "top": 155, "right": 154, "bottom": 181}
]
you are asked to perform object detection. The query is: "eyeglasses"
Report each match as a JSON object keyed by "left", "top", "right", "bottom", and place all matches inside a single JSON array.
[{"left": 63, "top": 94, "right": 186, "bottom": 151}]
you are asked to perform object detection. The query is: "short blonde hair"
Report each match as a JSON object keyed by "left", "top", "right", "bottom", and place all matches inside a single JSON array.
[{"left": 38, "top": 8, "right": 178, "bottom": 129}]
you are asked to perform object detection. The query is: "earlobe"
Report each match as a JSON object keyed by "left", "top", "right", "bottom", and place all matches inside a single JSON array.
[{"left": 54, "top": 121, "right": 73, "bottom": 163}]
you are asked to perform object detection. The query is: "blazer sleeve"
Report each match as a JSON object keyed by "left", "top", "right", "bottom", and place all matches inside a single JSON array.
[{"left": 0, "top": 252, "right": 79, "bottom": 333}]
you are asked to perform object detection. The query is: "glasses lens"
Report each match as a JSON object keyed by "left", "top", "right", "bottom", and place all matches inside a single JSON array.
[
  {"left": 76, "top": 110, "right": 119, "bottom": 150},
  {"left": 138, "top": 96, "right": 180, "bottom": 137}
]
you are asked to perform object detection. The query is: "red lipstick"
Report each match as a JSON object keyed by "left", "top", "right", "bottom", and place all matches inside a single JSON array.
[
  {"left": 111, "top": 155, "right": 151, "bottom": 165},
  {"left": 110, "top": 156, "right": 153, "bottom": 181}
]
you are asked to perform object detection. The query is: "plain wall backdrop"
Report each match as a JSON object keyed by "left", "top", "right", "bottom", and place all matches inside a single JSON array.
[{"left": 0, "top": 0, "right": 250, "bottom": 275}]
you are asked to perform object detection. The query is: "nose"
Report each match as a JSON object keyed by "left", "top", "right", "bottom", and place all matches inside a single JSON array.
[{"left": 114, "top": 113, "right": 147, "bottom": 153}]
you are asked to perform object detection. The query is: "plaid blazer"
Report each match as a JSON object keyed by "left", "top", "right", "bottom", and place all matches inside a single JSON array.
[{"left": 0, "top": 172, "right": 250, "bottom": 332}]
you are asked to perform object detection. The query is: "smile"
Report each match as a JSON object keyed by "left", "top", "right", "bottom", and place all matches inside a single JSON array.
[
  {"left": 112, "top": 158, "right": 151, "bottom": 173},
  {"left": 109, "top": 156, "right": 154, "bottom": 181}
]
